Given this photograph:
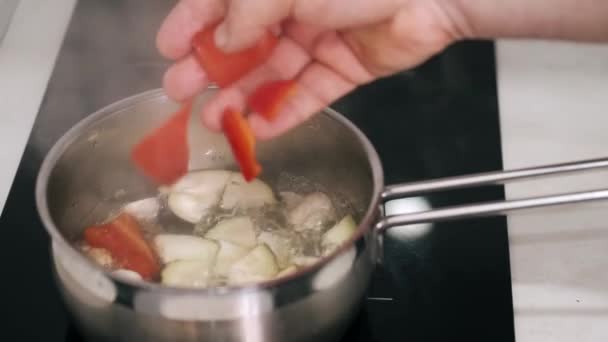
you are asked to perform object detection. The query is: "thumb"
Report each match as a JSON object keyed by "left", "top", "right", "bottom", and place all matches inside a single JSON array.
[{"left": 215, "top": 0, "right": 292, "bottom": 53}]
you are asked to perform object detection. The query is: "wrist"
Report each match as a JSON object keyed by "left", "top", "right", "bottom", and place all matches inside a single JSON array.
[{"left": 438, "top": 0, "right": 608, "bottom": 42}]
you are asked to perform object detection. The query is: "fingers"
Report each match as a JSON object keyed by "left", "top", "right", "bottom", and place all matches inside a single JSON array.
[
  {"left": 214, "top": 0, "right": 404, "bottom": 53},
  {"left": 342, "top": 5, "right": 453, "bottom": 76},
  {"left": 156, "top": 0, "right": 404, "bottom": 59},
  {"left": 284, "top": 22, "right": 374, "bottom": 84},
  {"left": 156, "top": 0, "right": 225, "bottom": 60},
  {"left": 163, "top": 55, "right": 209, "bottom": 102},
  {"left": 215, "top": 0, "right": 292, "bottom": 52},
  {"left": 292, "top": 0, "right": 404, "bottom": 28},
  {"left": 249, "top": 63, "right": 355, "bottom": 140},
  {"left": 156, "top": 0, "right": 411, "bottom": 141},
  {"left": 200, "top": 88, "right": 246, "bottom": 131},
  {"left": 198, "top": 24, "right": 365, "bottom": 139},
  {"left": 200, "top": 36, "right": 311, "bottom": 131}
]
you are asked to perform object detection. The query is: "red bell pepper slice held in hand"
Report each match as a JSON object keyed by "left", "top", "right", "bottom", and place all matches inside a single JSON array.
[
  {"left": 192, "top": 23, "right": 279, "bottom": 87},
  {"left": 222, "top": 108, "right": 261, "bottom": 181},
  {"left": 131, "top": 102, "right": 192, "bottom": 185},
  {"left": 247, "top": 79, "right": 297, "bottom": 121},
  {"left": 190, "top": 25, "right": 293, "bottom": 181},
  {"left": 84, "top": 213, "right": 160, "bottom": 280}
]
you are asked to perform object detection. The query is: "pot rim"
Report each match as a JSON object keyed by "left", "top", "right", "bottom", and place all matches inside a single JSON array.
[{"left": 35, "top": 88, "right": 385, "bottom": 296}]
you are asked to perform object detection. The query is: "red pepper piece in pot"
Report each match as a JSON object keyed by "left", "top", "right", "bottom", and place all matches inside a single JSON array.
[{"left": 84, "top": 213, "right": 160, "bottom": 280}]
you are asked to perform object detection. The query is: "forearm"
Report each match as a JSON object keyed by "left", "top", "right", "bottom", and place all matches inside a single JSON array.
[{"left": 449, "top": 0, "right": 608, "bottom": 42}]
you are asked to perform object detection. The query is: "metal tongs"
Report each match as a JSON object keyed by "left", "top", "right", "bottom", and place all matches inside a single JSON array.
[{"left": 377, "top": 157, "right": 608, "bottom": 230}]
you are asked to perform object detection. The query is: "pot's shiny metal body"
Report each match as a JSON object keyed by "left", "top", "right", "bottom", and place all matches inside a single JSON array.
[
  {"left": 36, "top": 89, "right": 386, "bottom": 342},
  {"left": 37, "top": 88, "right": 608, "bottom": 341}
]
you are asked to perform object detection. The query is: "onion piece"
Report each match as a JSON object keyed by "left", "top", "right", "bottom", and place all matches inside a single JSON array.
[
  {"left": 154, "top": 234, "right": 219, "bottom": 264},
  {"left": 321, "top": 215, "right": 357, "bottom": 255},
  {"left": 228, "top": 244, "right": 279, "bottom": 285},
  {"left": 167, "top": 170, "right": 232, "bottom": 223},
  {"left": 213, "top": 240, "right": 250, "bottom": 277},
  {"left": 292, "top": 255, "right": 320, "bottom": 268},
  {"left": 220, "top": 173, "right": 276, "bottom": 210},
  {"left": 287, "top": 192, "right": 335, "bottom": 231},
  {"left": 123, "top": 197, "right": 160, "bottom": 222},
  {"left": 205, "top": 216, "right": 257, "bottom": 248},
  {"left": 112, "top": 269, "right": 143, "bottom": 281},
  {"left": 81, "top": 245, "right": 114, "bottom": 268},
  {"left": 257, "top": 231, "right": 291, "bottom": 269},
  {"left": 279, "top": 191, "right": 303, "bottom": 211},
  {"left": 275, "top": 265, "right": 298, "bottom": 279},
  {"left": 161, "top": 259, "right": 215, "bottom": 288}
]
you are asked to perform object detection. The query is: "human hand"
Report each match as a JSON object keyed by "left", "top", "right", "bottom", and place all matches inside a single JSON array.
[{"left": 157, "top": 0, "right": 462, "bottom": 139}]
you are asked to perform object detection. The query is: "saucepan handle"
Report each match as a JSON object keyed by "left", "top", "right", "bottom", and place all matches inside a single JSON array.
[{"left": 375, "top": 157, "right": 608, "bottom": 232}]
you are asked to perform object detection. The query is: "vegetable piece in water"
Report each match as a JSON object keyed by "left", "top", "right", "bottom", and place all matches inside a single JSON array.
[
  {"left": 257, "top": 231, "right": 291, "bottom": 269},
  {"left": 81, "top": 245, "right": 114, "bottom": 268},
  {"left": 292, "top": 255, "right": 320, "bottom": 268},
  {"left": 167, "top": 170, "right": 232, "bottom": 223},
  {"left": 213, "top": 240, "right": 251, "bottom": 276},
  {"left": 228, "top": 244, "right": 279, "bottom": 285},
  {"left": 113, "top": 269, "right": 143, "bottom": 281},
  {"left": 192, "top": 23, "right": 278, "bottom": 87},
  {"left": 280, "top": 191, "right": 304, "bottom": 211},
  {"left": 154, "top": 234, "right": 219, "bottom": 264},
  {"left": 222, "top": 108, "right": 261, "bottom": 182},
  {"left": 205, "top": 216, "right": 257, "bottom": 249},
  {"left": 131, "top": 102, "right": 191, "bottom": 185},
  {"left": 220, "top": 173, "right": 276, "bottom": 210},
  {"left": 321, "top": 215, "right": 358, "bottom": 255},
  {"left": 162, "top": 259, "right": 215, "bottom": 288},
  {"left": 123, "top": 197, "right": 160, "bottom": 222},
  {"left": 275, "top": 265, "right": 298, "bottom": 279},
  {"left": 84, "top": 212, "right": 160, "bottom": 280},
  {"left": 288, "top": 192, "right": 336, "bottom": 231}
]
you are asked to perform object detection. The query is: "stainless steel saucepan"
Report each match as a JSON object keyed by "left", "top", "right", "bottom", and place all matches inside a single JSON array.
[{"left": 36, "top": 88, "right": 608, "bottom": 341}]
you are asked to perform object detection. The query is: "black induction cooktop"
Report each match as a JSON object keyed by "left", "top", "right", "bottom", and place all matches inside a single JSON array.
[{"left": 0, "top": 1, "right": 514, "bottom": 341}]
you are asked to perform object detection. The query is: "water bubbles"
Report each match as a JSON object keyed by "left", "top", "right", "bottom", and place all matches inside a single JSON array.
[{"left": 82, "top": 172, "right": 359, "bottom": 286}]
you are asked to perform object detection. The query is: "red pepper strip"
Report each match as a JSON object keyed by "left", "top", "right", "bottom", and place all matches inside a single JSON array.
[
  {"left": 84, "top": 213, "right": 160, "bottom": 280},
  {"left": 221, "top": 108, "right": 261, "bottom": 182},
  {"left": 131, "top": 102, "right": 191, "bottom": 185},
  {"left": 247, "top": 79, "right": 297, "bottom": 121},
  {"left": 192, "top": 22, "right": 279, "bottom": 87}
]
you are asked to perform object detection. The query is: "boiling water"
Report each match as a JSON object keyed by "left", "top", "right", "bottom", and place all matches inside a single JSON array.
[{"left": 81, "top": 171, "right": 360, "bottom": 284}]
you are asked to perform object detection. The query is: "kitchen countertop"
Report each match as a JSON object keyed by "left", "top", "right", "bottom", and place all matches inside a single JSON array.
[
  {"left": 496, "top": 40, "right": 608, "bottom": 341},
  {"left": 0, "top": 0, "right": 76, "bottom": 210},
  {"left": 1, "top": 2, "right": 607, "bottom": 341}
]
